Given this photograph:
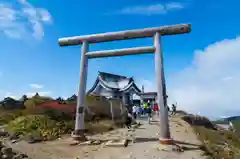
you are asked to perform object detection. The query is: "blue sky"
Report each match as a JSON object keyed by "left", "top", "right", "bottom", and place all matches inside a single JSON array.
[{"left": 1, "top": 0, "right": 240, "bottom": 119}]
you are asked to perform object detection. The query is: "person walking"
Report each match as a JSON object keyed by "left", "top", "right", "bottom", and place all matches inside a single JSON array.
[
  {"left": 167, "top": 105, "right": 170, "bottom": 115},
  {"left": 146, "top": 106, "right": 152, "bottom": 124},
  {"left": 143, "top": 102, "right": 148, "bottom": 115},
  {"left": 153, "top": 103, "right": 159, "bottom": 115},
  {"left": 137, "top": 106, "right": 141, "bottom": 117},
  {"left": 132, "top": 105, "right": 137, "bottom": 120},
  {"left": 123, "top": 108, "right": 133, "bottom": 130},
  {"left": 171, "top": 104, "right": 176, "bottom": 115}
]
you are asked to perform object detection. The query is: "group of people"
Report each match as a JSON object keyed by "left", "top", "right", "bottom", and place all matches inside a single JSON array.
[
  {"left": 132, "top": 102, "right": 153, "bottom": 118},
  {"left": 124, "top": 101, "right": 178, "bottom": 130}
]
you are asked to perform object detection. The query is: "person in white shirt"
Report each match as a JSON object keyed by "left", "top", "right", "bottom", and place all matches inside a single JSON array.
[{"left": 132, "top": 105, "right": 137, "bottom": 120}]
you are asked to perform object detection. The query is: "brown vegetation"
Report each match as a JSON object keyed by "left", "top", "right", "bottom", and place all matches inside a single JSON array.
[
  {"left": 0, "top": 94, "right": 125, "bottom": 143},
  {"left": 181, "top": 114, "right": 240, "bottom": 159}
]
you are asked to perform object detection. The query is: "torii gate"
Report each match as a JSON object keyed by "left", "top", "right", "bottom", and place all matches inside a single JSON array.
[{"left": 58, "top": 24, "right": 191, "bottom": 144}]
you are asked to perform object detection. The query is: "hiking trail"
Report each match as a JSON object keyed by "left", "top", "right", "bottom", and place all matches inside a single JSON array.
[{"left": 4, "top": 115, "right": 206, "bottom": 159}]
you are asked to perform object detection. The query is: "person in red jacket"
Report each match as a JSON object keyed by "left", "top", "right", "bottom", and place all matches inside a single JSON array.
[{"left": 153, "top": 103, "right": 159, "bottom": 115}]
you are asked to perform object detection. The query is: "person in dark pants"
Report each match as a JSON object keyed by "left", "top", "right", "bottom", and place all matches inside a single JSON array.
[
  {"left": 171, "top": 104, "right": 176, "bottom": 115},
  {"left": 132, "top": 105, "right": 137, "bottom": 120},
  {"left": 124, "top": 110, "right": 133, "bottom": 130},
  {"left": 146, "top": 106, "right": 152, "bottom": 124}
]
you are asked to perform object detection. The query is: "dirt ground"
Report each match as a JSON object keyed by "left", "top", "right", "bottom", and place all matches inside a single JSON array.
[{"left": 3, "top": 115, "right": 207, "bottom": 159}]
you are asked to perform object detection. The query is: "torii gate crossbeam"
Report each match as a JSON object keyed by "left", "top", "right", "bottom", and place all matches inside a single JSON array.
[{"left": 58, "top": 24, "right": 191, "bottom": 144}]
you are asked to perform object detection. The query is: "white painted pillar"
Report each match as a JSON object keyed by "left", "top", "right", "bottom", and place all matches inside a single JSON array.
[
  {"left": 154, "top": 32, "right": 171, "bottom": 141},
  {"left": 74, "top": 41, "right": 88, "bottom": 139}
]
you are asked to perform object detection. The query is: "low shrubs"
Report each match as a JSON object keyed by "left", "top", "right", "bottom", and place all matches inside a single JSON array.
[
  {"left": 194, "top": 126, "right": 240, "bottom": 159},
  {"left": 6, "top": 115, "right": 124, "bottom": 141},
  {"left": 0, "top": 109, "right": 24, "bottom": 125},
  {"left": 181, "top": 114, "right": 216, "bottom": 130},
  {"left": 182, "top": 114, "right": 240, "bottom": 159},
  {"left": 7, "top": 115, "right": 74, "bottom": 140},
  {"left": 35, "top": 107, "right": 74, "bottom": 121},
  {"left": 0, "top": 95, "right": 125, "bottom": 142}
]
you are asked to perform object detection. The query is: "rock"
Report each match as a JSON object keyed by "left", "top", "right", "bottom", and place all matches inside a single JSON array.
[
  {"left": 92, "top": 140, "right": 101, "bottom": 145},
  {"left": 78, "top": 141, "right": 92, "bottom": 145},
  {"left": 1, "top": 147, "right": 14, "bottom": 159},
  {"left": 69, "top": 141, "right": 80, "bottom": 146},
  {"left": 105, "top": 139, "right": 128, "bottom": 147},
  {"left": 11, "top": 139, "right": 19, "bottom": 144},
  {"left": 24, "top": 132, "right": 44, "bottom": 144},
  {"left": 0, "top": 131, "right": 9, "bottom": 137},
  {"left": 0, "top": 141, "right": 3, "bottom": 149},
  {"left": 0, "top": 139, "right": 28, "bottom": 159},
  {"left": 24, "top": 135, "right": 36, "bottom": 144},
  {"left": 1, "top": 147, "right": 13, "bottom": 154},
  {"left": 172, "top": 146, "right": 184, "bottom": 152},
  {"left": 156, "top": 144, "right": 184, "bottom": 152},
  {"left": 200, "top": 152, "right": 206, "bottom": 156},
  {"left": 13, "top": 153, "right": 28, "bottom": 159},
  {"left": 9, "top": 133, "right": 18, "bottom": 140},
  {"left": 2, "top": 154, "right": 14, "bottom": 159}
]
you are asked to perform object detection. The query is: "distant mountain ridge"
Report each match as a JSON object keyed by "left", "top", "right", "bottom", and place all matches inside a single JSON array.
[{"left": 221, "top": 116, "right": 240, "bottom": 121}]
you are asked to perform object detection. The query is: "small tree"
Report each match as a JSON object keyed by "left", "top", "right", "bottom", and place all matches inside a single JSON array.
[
  {"left": 34, "top": 92, "right": 40, "bottom": 97},
  {"left": 21, "top": 95, "right": 28, "bottom": 102},
  {"left": 56, "top": 97, "right": 65, "bottom": 104},
  {"left": 67, "top": 94, "right": 77, "bottom": 101},
  {"left": 56, "top": 97, "right": 62, "bottom": 101}
]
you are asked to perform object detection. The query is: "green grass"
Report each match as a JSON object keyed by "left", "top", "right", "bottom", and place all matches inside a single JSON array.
[{"left": 232, "top": 120, "right": 240, "bottom": 133}]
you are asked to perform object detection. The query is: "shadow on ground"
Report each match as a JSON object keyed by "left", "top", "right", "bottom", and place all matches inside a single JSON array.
[
  {"left": 134, "top": 137, "right": 203, "bottom": 151},
  {"left": 175, "top": 140, "right": 203, "bottom": 151}
]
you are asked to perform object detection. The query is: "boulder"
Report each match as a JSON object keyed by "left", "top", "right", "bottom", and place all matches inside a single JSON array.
[
  {"left": 0, "top": 131, "right": 9, "bottom": 137},
  {"left": 1, "top": 147, "right": 13, "bottom": 154},
  {"left": 24, "top": 131, "right": 44, "bottom": 144},
  {"left": 1, "top": 147, "right": 15, "bottom": 159}
]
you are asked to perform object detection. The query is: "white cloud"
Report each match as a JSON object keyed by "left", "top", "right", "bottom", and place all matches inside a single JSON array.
[
  {"left": 0, "top": 90, "right": 52, "bottom": 100},
  {"left": 168, "top": 36, "right": 240, "bottom": 118},
  {"left": 0, "top": 0, "right": 52, "bottom": 40},
  {"left": 135, "top": 37, "right": 240, "bottom": 119},
  {"left": 26, "top": 91, "right": 51, "bottom": 97},
  {"left": 29, "top": 83, "right": 44, "bottom": 89},
  {"left": 165, "top": 2, "right": 184, "bottom": 10},
  {"left": 137, "top": 79, "right": 156, "bottom": 92},
  {"left": 115, "top": 2, "right": 184, "bottom": 15},
  {"left": 4, "top": 92, "right": 17, "bottom": 99}
]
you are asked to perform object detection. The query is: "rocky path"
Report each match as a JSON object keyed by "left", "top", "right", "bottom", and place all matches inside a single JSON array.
[{"left": 2, "top": 115, "right": 207, "bottom": 159}]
